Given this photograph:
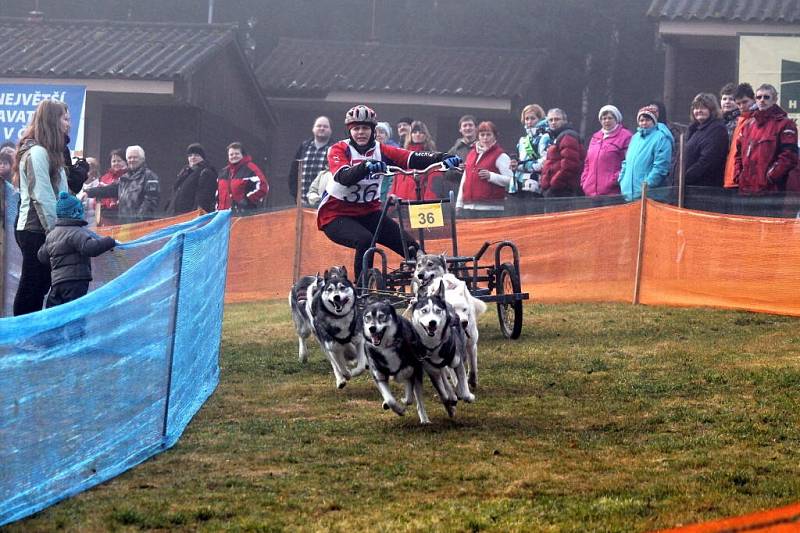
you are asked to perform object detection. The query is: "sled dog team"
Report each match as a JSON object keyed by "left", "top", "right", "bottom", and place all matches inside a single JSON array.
[{"left": 289, "top": 251, "right": 487, "bottom": 424}]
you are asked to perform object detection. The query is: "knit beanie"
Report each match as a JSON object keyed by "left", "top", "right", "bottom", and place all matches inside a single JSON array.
[
  {"left": 56, "top": 191, "right": 84, "bottom": 220},
  {"left": 186, "top": 143, "right": 206, "bottom": 160},
  {"left": 598, "top": 105, "right": 622, "bottom": 124},
  {"left": 637, "top": 105, "right": 659, "bottom": 124}
]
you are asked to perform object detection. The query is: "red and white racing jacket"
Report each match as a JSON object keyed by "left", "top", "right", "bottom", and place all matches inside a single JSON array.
[{"left": 317, "top": 139, "right": 412, "bottom": 229}]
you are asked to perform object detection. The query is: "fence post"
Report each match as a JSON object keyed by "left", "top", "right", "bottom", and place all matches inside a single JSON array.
[
  {"left": 677, "top": 131, "right": 686, "bottom": 208},
  {"left": 633, "top": 183, "right": 648, "bottom": 305},
  {"left": 161, "top": 232, "right": 185, "bottom": 446},
  {"left": 292, "top": 160, "right": 304, "bottom": 283}
]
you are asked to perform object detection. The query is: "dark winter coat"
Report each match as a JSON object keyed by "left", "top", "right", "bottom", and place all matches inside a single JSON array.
[
  {"left": 684, "top": 118, "right": 729, "bottom": 187},
  {"left": 734, "top": 104, "right": 799, "bottom": 195},
  {"left": 86, "top": 164, "right": 160, "bottom": 221},
  {"left": 167, "top": 160, "right": 217, "bottom": 215},
  {"left": 37, "top": 218, "right": 116, "bottom": 286},
  {"left": 541, "top": 125, "right": 585, "bottom": 196}
]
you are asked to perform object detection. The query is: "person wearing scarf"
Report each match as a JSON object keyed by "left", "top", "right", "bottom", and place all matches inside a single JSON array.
[
  {"left": 580, "top": 105, "right": 633, "bottom": 196},
  {"left": 458, "top": 121, "right": 512, "bottom": 211}
]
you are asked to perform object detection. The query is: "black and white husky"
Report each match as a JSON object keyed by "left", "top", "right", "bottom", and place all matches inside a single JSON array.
[
  {"left": 412, "top": 250, "right": 487, "bottom": 388},
  {"left": 289, "top": 266, "right": 367, "bottom": 389},
  {"left": 362, "top": 299, "right": 433, "bottom": 424},
  {"left": 410, "top": 282, "right": 475, "bottom": 411}
]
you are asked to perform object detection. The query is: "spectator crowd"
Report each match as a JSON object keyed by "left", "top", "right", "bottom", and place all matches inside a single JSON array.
[{"left": 4, "top": 81, "right": 799, "bottom": 315}]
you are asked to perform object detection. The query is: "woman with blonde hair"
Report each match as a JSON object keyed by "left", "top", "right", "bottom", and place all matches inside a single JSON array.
[
  {"left": 512, "top": 103, "right": 549, "bottom": 195},
  {"left": 13, "top": 99, "right": 71, "bottom": 315}
]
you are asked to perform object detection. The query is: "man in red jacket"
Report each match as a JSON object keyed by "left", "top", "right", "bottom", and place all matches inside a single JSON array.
[
  {"left": 734, "top": 83, "right": 798, "bottom": 196},
  {"left": 540, "top": 108, "right": 585, "bottom": 197}
]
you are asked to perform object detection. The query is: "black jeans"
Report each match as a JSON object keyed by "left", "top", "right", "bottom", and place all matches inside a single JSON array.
[
  {"left": 14, "top": 230, "right": 50, "bottom": 316},
  {"left": 323, "top": 211, "right": 414, "bottom": 282}
]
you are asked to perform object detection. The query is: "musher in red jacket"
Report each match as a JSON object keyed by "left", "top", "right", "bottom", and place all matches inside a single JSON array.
[{"left": 318, "top": 105, "right": 461, "bottom": 281}]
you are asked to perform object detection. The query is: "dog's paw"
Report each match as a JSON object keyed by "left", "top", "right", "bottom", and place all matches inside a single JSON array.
[
  {"left": 461, "top": 392, "right": 475, "bottom": 403},
  {"left": 336, "top": 378, "right": 347, "bottom": 389},
  {"left": 383, "top": 400, "right": 405, "bottom": 416},
  {"left": 468, "top": 374, "right": 477, "bottom": 389},
  {"left": 445, "top": 404, "right": 456, "bottom": 418},
  {"left": 418, "top": 417, "right": 432, "bottom": 425}
]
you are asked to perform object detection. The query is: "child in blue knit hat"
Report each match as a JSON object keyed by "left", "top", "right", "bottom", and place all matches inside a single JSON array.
[{"left": 37, "top": 191, "right": 118, "bottom": 307}]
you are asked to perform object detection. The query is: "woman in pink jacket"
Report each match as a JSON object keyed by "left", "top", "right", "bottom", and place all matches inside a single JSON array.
[{"left": 580, "top": 105, "right": 633, "bottom": 196}]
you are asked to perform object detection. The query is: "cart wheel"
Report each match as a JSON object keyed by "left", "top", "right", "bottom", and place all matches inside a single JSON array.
[
  {"left": 496, "top": 262, "right": 523, "bottom": 339},
  {"left": 365, "top": 268, "right": 385, "bottom": 296}
]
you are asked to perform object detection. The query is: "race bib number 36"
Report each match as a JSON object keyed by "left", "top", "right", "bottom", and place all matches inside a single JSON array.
[{"left": 409, "top": 203, "right": 444, "bottom": 229}]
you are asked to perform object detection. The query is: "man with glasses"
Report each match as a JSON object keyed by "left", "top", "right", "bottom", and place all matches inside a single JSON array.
[{"left": 734, "top": 83, "right": 798, "bottom": 196}]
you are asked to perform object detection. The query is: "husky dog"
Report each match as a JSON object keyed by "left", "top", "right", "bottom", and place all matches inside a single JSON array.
[
  {"left": 410, "top": 282, "right": 475, "bottom": 412},
  {"left": 413, "top": 250, "right": 487, "bottom": 388},
  {"left": 362, "top": 299, "right": 432, "bottom": 424},
  {"left": 288, "top": 266, "right": 367, "bottom": 389}
]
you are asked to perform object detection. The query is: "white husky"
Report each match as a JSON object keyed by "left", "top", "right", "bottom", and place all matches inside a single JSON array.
[{"left": 413, "top": 251, "right": 487, "bottom": 388}]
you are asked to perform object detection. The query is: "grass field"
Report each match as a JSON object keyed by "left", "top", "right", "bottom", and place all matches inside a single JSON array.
[{"left": 6, "top": 300, "right": 800, "bottom": 532}]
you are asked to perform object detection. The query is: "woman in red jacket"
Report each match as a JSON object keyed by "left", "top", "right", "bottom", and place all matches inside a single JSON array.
[
  {"left": 458, "top": 121, "right": 512, "bottom": 212},
  {"left": 216, "top": 142, "right": 269, "bottom": 213},
  {"left": 93, "top": 148, "right": 127, "bottom": 225},
  {"left": 390, "top": 120, "right": 441, "bottom": 200}
]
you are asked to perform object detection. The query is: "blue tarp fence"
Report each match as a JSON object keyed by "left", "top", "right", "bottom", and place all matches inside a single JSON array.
[{"left": 0, "top": 188, "right": 231, "bottom": 525}]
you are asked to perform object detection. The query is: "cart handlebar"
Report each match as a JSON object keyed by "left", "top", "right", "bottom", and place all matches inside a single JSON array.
[{"left": 373, "top": 162, "right": 463, "bottom": 177}]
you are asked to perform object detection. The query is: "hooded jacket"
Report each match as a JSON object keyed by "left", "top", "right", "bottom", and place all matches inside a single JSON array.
[
  {"left": 541, "top": 124, "right": 584, "bottom": 195},
  {"left": 618, "top": 123, "right": 674, "bottom": 201},
  {"left": 37, "top": 218, "right": 116, "bottom": 285},
  {"left": 734, "top": 104, "right": 798, "bottom": 195},
  {"left": 580, "top": 125, "right": 632, "bottom": 196}
]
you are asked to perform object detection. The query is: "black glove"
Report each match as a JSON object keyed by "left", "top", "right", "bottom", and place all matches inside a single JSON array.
[
  {"left": 441, "top": 155, "right": 462, "bottom": 169},
  {"left": 364, "top": 160, "right": 387, "bottom": 174},
  {"left": 235, "top": 198, "right": 251, "bottom": 210},
  {"left": 67, "top": 157, "right": 90, "bottom": 194}
]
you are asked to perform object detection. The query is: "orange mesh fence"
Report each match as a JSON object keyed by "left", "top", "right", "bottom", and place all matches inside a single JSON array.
[
  {"left": 103, "top": 202, "right": 796, "bottom": 315},
  {"left": 222, "top": 203, "right": 643, "bottom": 304},
  {"left": 96, "top": 210, "right": 203, "bottom": 242},
  {"left": 656, "top": 501, "right": 800, "bottom": 532},
  {"left": 640, "top": 202, "right": 800, "bottom": 316}
]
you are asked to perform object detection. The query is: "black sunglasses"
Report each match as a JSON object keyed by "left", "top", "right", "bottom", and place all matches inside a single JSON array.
[{"left": 756, "top": 94, "right": 772, "bottom": 100}]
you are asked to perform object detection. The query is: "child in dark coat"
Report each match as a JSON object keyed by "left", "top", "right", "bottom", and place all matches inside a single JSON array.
[{"left": 37, "top": 191, "right": 117, "bottom": 307}]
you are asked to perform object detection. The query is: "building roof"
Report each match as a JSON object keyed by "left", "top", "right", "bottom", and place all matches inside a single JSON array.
[
  {"left": 647, "top": 0, "right": 800, "bottom": 23},
  {"left": 256, "top": 38, "right": 546, "bottom": 100},
  {"left": 0, "top": 17, "right": 239, "bottom": 80}
]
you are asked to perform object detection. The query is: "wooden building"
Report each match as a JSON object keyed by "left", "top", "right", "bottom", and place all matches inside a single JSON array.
[
  {"left": 648, "top": 0, "right": 800, "bottom": 118},
  {"left": 0, "top": 16, "right": 277, "bottom": 211}
]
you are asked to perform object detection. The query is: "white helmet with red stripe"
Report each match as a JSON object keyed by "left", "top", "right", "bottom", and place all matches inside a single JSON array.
[{"left": 344, "top": 105, "right": 377, "bottom": 127}]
